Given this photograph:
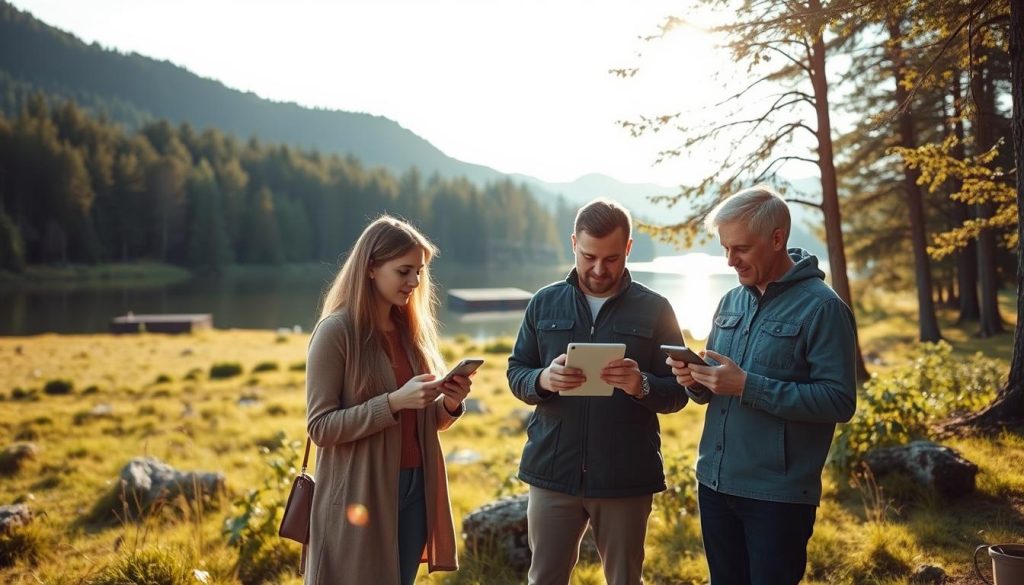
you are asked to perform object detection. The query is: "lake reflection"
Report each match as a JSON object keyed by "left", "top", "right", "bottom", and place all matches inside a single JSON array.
[{"left": 0, "top": 255, "right": 739, "bottom": 340}]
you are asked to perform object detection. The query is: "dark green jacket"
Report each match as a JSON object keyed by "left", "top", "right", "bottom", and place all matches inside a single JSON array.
[
  {"left": 690, "top": 249, "right": 857, "bottom": 506},
  {"left": 507, "top": 268, "right": 688, "bottom": 497}
]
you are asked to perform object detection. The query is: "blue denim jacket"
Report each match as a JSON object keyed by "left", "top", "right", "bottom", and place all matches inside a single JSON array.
[{"left": 689, "top": 249, "right": 857, "bottom": 505}]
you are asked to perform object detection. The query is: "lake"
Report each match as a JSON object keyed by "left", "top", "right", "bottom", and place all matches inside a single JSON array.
[{"left": 0, "top": 254, "right": 739, "bottom": 341}]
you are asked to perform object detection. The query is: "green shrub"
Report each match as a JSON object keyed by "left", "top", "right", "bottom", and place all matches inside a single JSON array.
[
  {"left": 43, "top": 379, "right": 74, "bottom": 395},
  {"left": 265, "top": 403, "right": 288, "bottom": 417},
  {"left": 209, "top": 362, "right": 243, "bottom": 379},
  {"left": 483, "top": 339, "right": 515, "bottom": 354},
  {"left": 252, "top": 361, "right": 279, "bottom": 373},
  {"left": 82, "top": 385, "right": 101, "bottom": 395},
  {"left": 223, "top": 434, "right": 304, "bottom": 585},
  {"left": 153, "top": 374, "right": 172, "bottom": 384},
  {"left": 0, "top": 523, "right": 44, "bottom": 569},
  {"left": 831, "top": 341, "right": 1004, "bottom": 470},
  {"left": 87, "top": 548, "right": 190, "bottom": 585},
  {"left": 183, "top": 368, "right": 203, "bottom": 381},
  {"left": 440, "top": 346, "right": 457, "bottom": 363},
  {"left": 653, "top": 453, "right": 698, "bottom": 524},
  {"left": 288, "top": 361, "right": 306, "bottom": 372},
  {"left": 12, "top": 387, "right": 38, "bottom": 401}
]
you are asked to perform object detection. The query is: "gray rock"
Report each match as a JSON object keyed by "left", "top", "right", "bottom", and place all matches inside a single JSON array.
[
  {"left": 910, "top": 564, "right": 946, "bottom": 584},
  {"left": 863, "top": 440, "right": 978, "bottom": 498},
  {"left": 117, "top": 457, "right": 225, "bottom": 511},
  {"left": 463, "top": 398, "right": 489, "bottom": 414},
  {"left": 0, "top": 503, "right": 32, "bottom": 534},
  {"left": 510, "top": 409, "right": 532, "bottom": 431},
  {"left": 462, "top": 494, "right": 598, "bottom": 574},
  {"left": 446, "top": 449, "right": 483, "bottom": 465}
]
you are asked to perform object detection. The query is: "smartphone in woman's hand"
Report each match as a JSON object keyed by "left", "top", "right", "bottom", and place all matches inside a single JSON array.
[{"left": 443, "top": 358, "right": 484, "bottom": 382}]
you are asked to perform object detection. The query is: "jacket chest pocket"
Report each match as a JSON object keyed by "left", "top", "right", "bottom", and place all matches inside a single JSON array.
[
  {"left": 538, "top": 319, "right": 574, "bottom": 358},
  {"left": 710, "top": 313, "right": 743, "bottom": 355},
  {"left": 752, "top": 320, "right": 801, "bottom": 369},
  {"left": 612, "top": 321, "right": 654, "bottom": 358}
]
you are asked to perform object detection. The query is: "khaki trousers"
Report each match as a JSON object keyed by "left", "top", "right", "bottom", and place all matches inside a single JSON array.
[{"left": 527, "top": 485, "right": 653, "bottom": 585}]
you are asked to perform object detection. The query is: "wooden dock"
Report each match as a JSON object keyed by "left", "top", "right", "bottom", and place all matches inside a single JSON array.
[
  {"left": 447, "top": 288, "right": 533, "bottom": 311},
  {"left": 110, "top": 313, "right": 213, "bottom": 334}
]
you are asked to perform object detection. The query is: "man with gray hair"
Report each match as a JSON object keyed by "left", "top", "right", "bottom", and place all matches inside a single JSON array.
[{"left": 666, "top": 185, "right": 857, "bottom": 585}]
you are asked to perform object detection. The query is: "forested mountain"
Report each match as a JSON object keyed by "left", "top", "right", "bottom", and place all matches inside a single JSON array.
[
  {"left": 0, "top": 98, "right": 566, "bottom": 271},
  {"left": 0, "top": 1, "right": 504, "bottom": 184}
]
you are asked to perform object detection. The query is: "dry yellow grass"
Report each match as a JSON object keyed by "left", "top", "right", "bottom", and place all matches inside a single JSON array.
[{"left": 0, "top": 290, "right": 1021, "bottom": 584}]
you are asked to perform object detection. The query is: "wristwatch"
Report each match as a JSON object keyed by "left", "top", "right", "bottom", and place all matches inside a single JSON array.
[{"left": 638, "top": 374, "right": 650, "bottom": 400}]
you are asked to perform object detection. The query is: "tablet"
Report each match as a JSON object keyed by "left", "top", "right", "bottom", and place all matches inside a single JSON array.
[{"left": 561, "top": 342, "right": 626, "bottom": 397}]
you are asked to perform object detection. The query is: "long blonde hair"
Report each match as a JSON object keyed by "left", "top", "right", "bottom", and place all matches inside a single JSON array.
[{"left": 319, "top": 216, "right": 445, "bottom": 399}]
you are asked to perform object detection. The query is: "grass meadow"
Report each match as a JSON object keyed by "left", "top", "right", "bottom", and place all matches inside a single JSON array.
[{"left": 0, "top": 290, "right": 1021, "bottom": 584}]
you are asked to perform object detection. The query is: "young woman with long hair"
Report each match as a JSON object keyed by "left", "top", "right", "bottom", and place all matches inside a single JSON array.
[{"left": 304, "top": 216, "right": 471, "bottom": 584}]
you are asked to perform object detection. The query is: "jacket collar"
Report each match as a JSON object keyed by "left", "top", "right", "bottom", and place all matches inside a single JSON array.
[{"left": 565, "top": 267, "right": 634, "bottom": 302}]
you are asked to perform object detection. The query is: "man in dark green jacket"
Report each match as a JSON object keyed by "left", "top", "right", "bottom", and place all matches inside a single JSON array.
[
  {"left": 508, "top": 198, "right": 688, "bottom": 585},
  {"left": 668, "top": 186, "right": 857, "bottom": 585}
]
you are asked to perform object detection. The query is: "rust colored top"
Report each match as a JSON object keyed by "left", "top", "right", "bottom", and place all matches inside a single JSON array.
[{"left": 384, "top": 329, "right": 422, "bottom": 469}]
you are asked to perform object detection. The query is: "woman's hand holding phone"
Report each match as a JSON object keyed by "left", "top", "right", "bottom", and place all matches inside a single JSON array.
[
  {"left": 439, "top": 358, "right": 481, "bottom": 413},
  {"left": 388, "top": 374, "right": 443, "bottom": 413},
  {"left": 440, "top": 374, "right": 472, "bottom": 414}
]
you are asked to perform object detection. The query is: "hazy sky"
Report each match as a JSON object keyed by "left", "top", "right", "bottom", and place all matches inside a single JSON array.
[{"left": 11, "top": 0, "right": 743, "bottom": 185}]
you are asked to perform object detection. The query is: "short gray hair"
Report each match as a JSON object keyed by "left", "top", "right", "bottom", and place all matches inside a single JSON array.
[{"left": 704, "top": 185, "right": 791, "bottom": 241}]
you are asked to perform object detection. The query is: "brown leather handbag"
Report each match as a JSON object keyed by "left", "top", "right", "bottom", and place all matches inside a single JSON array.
[{"left": 280, "top": 438, "right": 314, "bottom": 574}]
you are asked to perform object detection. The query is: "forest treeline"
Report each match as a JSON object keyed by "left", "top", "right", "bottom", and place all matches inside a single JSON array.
[{"left": 0, "top": 96, "right": 574, "bottom": 272}]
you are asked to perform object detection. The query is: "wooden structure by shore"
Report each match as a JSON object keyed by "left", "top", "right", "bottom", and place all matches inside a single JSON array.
[
  {"left": 447, "top": 288, "right": 533, "bottom": 311},
  {"left": 110, "top": 313, "right": 213, "bottom": 334}
]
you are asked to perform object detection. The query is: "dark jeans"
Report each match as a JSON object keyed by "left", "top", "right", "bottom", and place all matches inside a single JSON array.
[
  {"left": 698, "top": 482, "right": 816, "bottom": 585},
  {"left": 398, "top": 467, "right": 427, "bottom": 585}
]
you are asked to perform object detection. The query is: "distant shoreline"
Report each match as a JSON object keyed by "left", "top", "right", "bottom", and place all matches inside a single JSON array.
[{"left": 0, "top": 261, "right": 343, "bottom": 286}]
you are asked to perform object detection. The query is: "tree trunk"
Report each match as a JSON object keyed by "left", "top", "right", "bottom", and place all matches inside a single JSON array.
[
  {"left": 807, "top": 17, "right": 870, "bottom": 382},
  {"left": 889, "top": 17, "right": 943, "bottom": 342},
  {"left": 944, "top": 0, "right": 1024, "bottom": 431},
  {"left": 951, "top": 72, "right": 981, "bottom": 323},
  {"left": 970, "top": 64, "right": 1005, "bottom": 338}
]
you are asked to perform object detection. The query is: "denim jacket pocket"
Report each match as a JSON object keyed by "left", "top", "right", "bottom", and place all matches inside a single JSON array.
[
  {"left": 710, "top": 313, "right": 743, "bottom": 355},
  {"left": 752, "top": 320, "right": 801, "bottom": 369}
]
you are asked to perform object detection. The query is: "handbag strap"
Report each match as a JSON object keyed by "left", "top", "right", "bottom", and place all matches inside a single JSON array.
[{"left": 300, "top": 437, "right": 312, "bottom": 475}]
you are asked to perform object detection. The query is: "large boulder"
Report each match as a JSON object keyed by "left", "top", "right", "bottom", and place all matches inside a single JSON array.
[
  {"left": 863, "top": 441, "right": 978, "bottom": 498},
  {"left": 462, "top": 494, "right": 598, "bottom": 573},
  {"left": 0, "top": 504, "right": 32, "bottom": 534},
  {"left": 115, "top": 457, "right": 225, "bottom": 513}
]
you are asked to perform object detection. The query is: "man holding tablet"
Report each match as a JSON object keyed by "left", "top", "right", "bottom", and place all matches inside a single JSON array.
[
  {"left": 507, "top": 198, "right": 689, "bottom": 585},
  {"left": 667, "top": 186, "right": 857, "bottom": 585}
]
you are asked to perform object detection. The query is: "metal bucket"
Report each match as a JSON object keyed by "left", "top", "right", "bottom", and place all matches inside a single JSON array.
[{"left": 974, "top": 544, "right": 1024, "bottom": 584}]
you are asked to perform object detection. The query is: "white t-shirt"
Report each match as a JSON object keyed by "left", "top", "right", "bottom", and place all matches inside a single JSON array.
[{"left": 585, "top": 294, "right": 609, "bottom": 322}]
